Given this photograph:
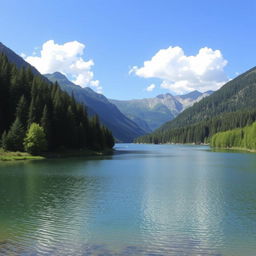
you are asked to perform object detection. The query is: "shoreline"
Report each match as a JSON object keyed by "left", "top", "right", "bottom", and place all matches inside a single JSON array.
[
  {"left": 211, "top": 146, "right": 256, "bottom": 153},
  {"left": 0, "top": 148, "right": 114, "bottom": 161}
]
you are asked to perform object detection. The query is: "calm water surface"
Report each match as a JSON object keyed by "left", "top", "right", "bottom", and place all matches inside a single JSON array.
[{"left": 0, "top": 144, "right": 256, "bottom": 256}]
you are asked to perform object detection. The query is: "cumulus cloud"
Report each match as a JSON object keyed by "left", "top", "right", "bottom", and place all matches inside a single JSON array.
[
  {"left": 25, "top": 40, "right": 102, "bottom": 93},
  {"left": 130, "top": 46, "right": 228, "bottom": 94},
  {"left": 146, "top": 83, "right": 156, "bottom": 92}
]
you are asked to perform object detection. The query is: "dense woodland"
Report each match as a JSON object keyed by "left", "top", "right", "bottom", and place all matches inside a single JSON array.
[
  {"left": 0, "top": 53, "right": 115, "bottom": 153},
  {"left": 211, "top": 122, "right": 256, "bottom": 150},
  {"left": 136, "top": 66, "right": 256, "bottom": 144}
]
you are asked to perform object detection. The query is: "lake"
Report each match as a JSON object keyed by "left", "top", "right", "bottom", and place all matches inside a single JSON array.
[{"left": 0, "top": 144, "right": 256, "bottom": 256}]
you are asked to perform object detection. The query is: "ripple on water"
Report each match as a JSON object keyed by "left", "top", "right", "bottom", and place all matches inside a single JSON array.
[{"left": 0, "top": 239, "right": 224, "bottom": 256}]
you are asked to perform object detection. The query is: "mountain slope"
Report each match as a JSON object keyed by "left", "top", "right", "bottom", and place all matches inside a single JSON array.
[
  {"left": 136, "top": 66, "right": 256, "bottom": 144},
  {"left": 0, "top": 42, "right": 146, "bottom": 142},
  {"left": 110, "top": 91, "right": 212, "bottom": 132},
  {"left": 0, "top": 42, "right": 41, "bottom": 76},
  {"left": 159, "top": 66, "right": 256, "bottom": 132},
  {"left": 45, "top": 72, "right": 147, "bottom": 142},
  {"left": 110, "top": 94, "right": 181, "bottom": 132},
  {"left": 176, "top": 90, "right": 214, "bottom": 109}
]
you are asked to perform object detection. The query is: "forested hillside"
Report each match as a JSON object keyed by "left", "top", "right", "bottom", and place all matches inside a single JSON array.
[
  {"left": 211, "top": 122, "right": 256, "bottom": 151},
  {"left": 0, "top": 53, "right": 114, "bottom": 153},
  {"left": 136, "top": 66, "right": 256, "bottom": 144}
]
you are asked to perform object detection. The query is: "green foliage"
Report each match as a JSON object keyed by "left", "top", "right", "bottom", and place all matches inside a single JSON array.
[
  {"left": 211, "top": 122, "right": 256, "bottom": 150},
  {"left": 2, "top": 117, "right": 25, "bottom": 151},
  {"left": 0, "top": 53, "right": 115, "bottom": 153},
  {"left": 23, "top": 123, "right": 47, "bottom": 154},
  {"left": 0, "top": 147, "right": 44, "bottom": 161}
]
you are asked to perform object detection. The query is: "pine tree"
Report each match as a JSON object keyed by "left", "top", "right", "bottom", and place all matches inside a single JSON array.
[
  {"left": 1, "top": 131, "right": 7, "bottom": 149},
  {"left": 3, "top": 118, "right": 25, "bottom": 151},
  {"left": 16, "top": 95, "right": 28, "bottom": 127},
  {"left": 40, "top": 105, "right": 51, "bottom": 148}
]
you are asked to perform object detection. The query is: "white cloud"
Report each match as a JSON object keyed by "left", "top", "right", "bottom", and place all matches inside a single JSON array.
[
  {"left": 25, "top": 40, "right": 101, "bottom": 92},
  {"left": 146, "top": 83, "right": 156, "bottom": 92},
  {"left": 130, "top": 46, "right": 228, "bottom": 94},
  {"left": 20, "top": 53, "right": 26, "bottom": 58},
  {"left": 89, "top": 80, "right": 103, "bottom": 94}
]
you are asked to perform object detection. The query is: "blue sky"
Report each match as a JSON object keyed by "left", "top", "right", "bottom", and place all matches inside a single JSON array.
[{"left": 1, "top": 0, "right": 255, "bottom": 99}]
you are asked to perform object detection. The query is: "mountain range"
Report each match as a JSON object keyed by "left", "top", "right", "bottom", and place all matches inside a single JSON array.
[
  {"left": 110, "top": 90, "right": 213, "bottom": 132},
  {"left": 136, "top": 65, "right": 256, "bottom": 144},
  {"left": 159, "top": 66, "right": 256, "bottom": 132},
  {"left": 0, "top": 42, "right": 217, "bottom": 143}
]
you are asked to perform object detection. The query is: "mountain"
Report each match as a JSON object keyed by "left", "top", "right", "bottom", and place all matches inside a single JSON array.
[
  {"left": 0, "top": 42, "right": 146, "bottom": 142},
  {"left": 0, "top": 42, "right": 41, "bottom": 76},
  {"left": 136, "top": 66, "right": 256, "bottom": 144},
  {"left": 45, "top": 72, "right": 147, "bottom": 142},
  {"left": 176, "top": 90, "right": 214, "bottom": 109},
  {"left": 110, "top": 90, "right": 212, "bottom": 132},
  {"left": 159, "top": 67, "right": 256, "bottom": 132}
]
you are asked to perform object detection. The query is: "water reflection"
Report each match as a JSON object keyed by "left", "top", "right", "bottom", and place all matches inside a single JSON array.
[{"left": 0, "top": 145, "right": 255, "bottom": 255}]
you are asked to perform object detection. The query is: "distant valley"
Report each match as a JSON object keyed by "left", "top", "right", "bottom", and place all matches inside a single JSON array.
[{"left": 110, "top": 90, "right": 213, "bottom": 132}]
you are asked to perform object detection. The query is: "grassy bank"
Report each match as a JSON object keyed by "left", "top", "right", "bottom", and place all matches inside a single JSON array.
[
  {"left": 0, "top": 148, "right": 44, "bottom": 161},
  {"left": 0, "top": 148, "right": 114, "bottom": 161},
  {"left": 212, "top": 147, "right": 256, "bottom": 153}
]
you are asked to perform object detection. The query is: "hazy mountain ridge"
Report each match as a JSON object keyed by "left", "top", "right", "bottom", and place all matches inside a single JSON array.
[{"left": 110, "top": 90, "right": 213, "bottom": 132}]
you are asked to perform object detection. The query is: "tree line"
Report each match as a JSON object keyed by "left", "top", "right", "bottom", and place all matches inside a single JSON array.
[
  {"left": 0, "top": 53, "right": 114, "bottom": 154},
  {"left": 211, "top": 122, "right": 256, "bottom": 150},
  {"left": 135, "top": 109, "right": 256, "bottom": 144}
]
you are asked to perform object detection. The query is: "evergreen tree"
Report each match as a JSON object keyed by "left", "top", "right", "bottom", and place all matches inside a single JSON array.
[
  {"left": 40, "top": 105, "right": 51, "bottom": 144},
  {"left": 1, "top": 131, "right": 7, "bottom": 149},
  {"left": 0, "top": 53, "right": 114, "bottom": 153},
  {"left": 3, "top": 118, "right": 25, "bottom": 151},
  {"left": 16, "top": 95, "right": 28, "bottom": 127}
]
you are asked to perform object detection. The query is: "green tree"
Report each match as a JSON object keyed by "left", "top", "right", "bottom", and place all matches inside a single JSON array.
[
  {"left": 24, "top": 123, "right": 47, "bottom": 155},
  {"left": 40, "top": 105, "right": 52, "bottom": 147},
  {"left": 2, "top": 117, "right": 25, "bottom": 151},
  {"left": 16, "top": 95, "right": 28, "bottom": 127}
]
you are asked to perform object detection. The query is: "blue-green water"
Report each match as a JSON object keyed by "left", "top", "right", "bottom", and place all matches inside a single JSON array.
[{"left": 0, "top": 144, "right": 256, "bottom": 255}]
